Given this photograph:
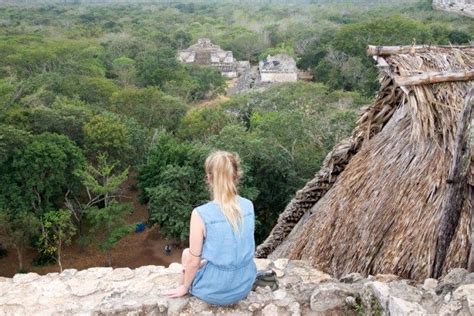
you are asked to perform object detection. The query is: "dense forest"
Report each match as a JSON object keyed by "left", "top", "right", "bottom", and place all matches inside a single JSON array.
[{"left": 0, "top": 0, "right": 472, "bottom": 274}]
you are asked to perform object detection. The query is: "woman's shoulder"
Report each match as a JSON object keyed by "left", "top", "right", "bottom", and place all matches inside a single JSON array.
[
  {"left": 195, "top": 201, "right": 215, "bottom": 214},
  {"left": 237, "top": 196, "right": 254, "bottom": 211}
]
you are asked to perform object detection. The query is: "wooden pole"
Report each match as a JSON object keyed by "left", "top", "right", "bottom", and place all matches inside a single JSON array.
[
  {"left": 432, "top": 88, "right": 473, "bottom": 278},
  {"left": 372, "top": 56, "right": 389, "bottom": 69},
  {"left": 394, "top": 70, "right": 474, "bottom": 87},
  {"left": 469, "top": 182, "right": 474, "bottom": 272},
  {"left": 468, "top": 90, "right": 474, "bottom": 273},
  {"left": 367, "top": 45, "right": 473, "bottom": 56}
]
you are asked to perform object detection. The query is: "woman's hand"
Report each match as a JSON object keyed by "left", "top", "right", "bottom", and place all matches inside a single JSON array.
[{"left": 165, "top": 285, "right": 188, "bottom": 298}]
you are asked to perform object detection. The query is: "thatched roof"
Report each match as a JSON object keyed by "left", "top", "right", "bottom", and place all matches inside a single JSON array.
[{"left": 257, "top": 45, "right": 474, "bottom": 280}]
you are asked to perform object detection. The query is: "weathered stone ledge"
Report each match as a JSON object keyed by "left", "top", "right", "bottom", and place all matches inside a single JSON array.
[{"left": 1, "top": 259, "right": 473, "bottom": 315}]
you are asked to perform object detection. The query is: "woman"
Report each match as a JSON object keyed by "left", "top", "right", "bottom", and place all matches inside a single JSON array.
[{"left": 165, "top": 150, "right": 257, "bottom": 305}]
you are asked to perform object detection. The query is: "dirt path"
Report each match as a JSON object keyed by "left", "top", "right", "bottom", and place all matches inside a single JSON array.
[{"left": 0, "top": 176, "right": 183, "bottom": 277}]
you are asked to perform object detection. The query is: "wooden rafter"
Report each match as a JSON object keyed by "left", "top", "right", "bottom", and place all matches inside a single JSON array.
[
  {"left": 394, "top": 70, "right": 474, "bottom": 87},
  {"left": 367, "top": 45, "right": 474, "bottom": 56}
]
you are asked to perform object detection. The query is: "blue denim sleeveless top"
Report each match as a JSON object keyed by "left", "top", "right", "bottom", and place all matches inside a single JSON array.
[{"left": 189, "top": 195, "right": 257, "bottom": 305}]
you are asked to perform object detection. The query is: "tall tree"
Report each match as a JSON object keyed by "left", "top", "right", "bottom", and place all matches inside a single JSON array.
[
  {"left": 111, "top": 57, "right": 137, "bottom": 87},
  {"left": 80, "top": 154, "right": 134, "bottom": 266},
  {"left": 0, "top": 132, "right": 85, "bottom": 224},
  {"left": 83, "top": 113, "right": 132, "bottom": 165},
  {"left": 40, "top": 209, "right": 77, "bottom": 272},
  {"left": 0, "top": 210, "right": 40, "bottom": 272},
  {"left": 110, "top": 87, "right": 187, "bottom": 130}
]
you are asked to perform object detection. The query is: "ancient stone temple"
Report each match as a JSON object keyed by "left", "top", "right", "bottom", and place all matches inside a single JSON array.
[
  {"left": 433, "top": 0, "right": 474, "bottom": 17},
  {"left": 259, "top": 54, "right": 298, "bottom": 83},
  {"left": 177, "top": 38, "right": 238, "bottom": 78}
]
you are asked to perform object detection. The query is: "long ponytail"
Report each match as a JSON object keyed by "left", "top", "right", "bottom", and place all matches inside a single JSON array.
[{"left": 205, "top": 151, "right": 243, "bottom": 232}]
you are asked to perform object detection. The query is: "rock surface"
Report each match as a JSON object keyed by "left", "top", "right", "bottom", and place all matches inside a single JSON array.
[
  {"left": 432, "top": 0, "right": 474, "bottom": 18},
  {"left": 0, "top": 259, "right": 473, "bottom": 315}
]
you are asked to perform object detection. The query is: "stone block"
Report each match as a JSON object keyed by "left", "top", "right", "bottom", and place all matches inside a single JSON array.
[
  {"left": 104, "top": 267, "right": 135, "bottom": 281},
  {"left": 310, "top": 282, "right": 355, "bottom": 313},
  {"left": 12, "top": 273, "right": 40, "bottom": 284},
  {"left": 388, "top": 297, "right": 427, "bottom": 315},
  {"left": 254, "top": 258, "right": 272, "bottom": 271}
]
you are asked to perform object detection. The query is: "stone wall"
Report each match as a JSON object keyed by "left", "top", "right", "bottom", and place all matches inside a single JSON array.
[
  {"left": 433, "top": 0, "right": 474, "bottom": 17},
  {"left": 260, "top": 73, "right": 298, "bottom": 83},
  {"left": 1, "top": 259, "right": 474, "bottom": 315}
]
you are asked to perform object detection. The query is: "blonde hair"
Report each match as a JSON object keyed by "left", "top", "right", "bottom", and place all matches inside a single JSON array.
[{"left": 205, "top": 150, "right": 243, "bottom": 232}]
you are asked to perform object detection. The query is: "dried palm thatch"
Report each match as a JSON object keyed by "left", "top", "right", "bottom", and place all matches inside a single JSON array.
[{"left": 257, "top": 45, "right": 474, "bottom": 280}]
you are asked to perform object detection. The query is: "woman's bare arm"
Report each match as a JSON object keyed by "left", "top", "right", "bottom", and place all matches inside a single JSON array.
[
  {"left": 166, "top": 209, "right": 205, "bottom": 297},
  {"left": 182, "top": 209, "right": 205, "bottom": 289}
]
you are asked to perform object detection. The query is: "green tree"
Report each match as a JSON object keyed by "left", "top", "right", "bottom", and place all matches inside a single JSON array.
[
  {"left": 0, "top": 78, "right": 17, "bottom": 109},
  {"left": 0, "top": 132, "right": 84, "bottom": 259},
  {"left": 138, "top": 133, "right": 211, "bottom": 241},
  {"left": 185, "top": 65, "right": 226, "bottom": 101},
  {"left": 111, "top": 56, "right": 137, "bottom": 86},
  {"left": 122, "top": 116, "right": 151, "bottom": 166},
  {"left": 40, "top": 209, "right": 77, "bottom": 272},
  {"left": 0, "top": 132, "right": 85, "bottom": 218},
  {"left": 323, "top": 15, "right": 435, "bottom": 94},
  {"left": 177, "top": 105, "right": 233, "bottom": 141},
  {"left": 259, "top": 43, "right": 296, "bottom": 61},
  {"left": 85, "top": 202, "right": 133, "bottom": 266},
  {"left": 332, "top": 16, "right": 433, "bottom": 57},
  {"left": 56, "top": 75, "right": 118, "bottom": 106},
  {"left": 147, "top": 165, "right": 207, "bottom": 241},
  {"left": 3, "top": 40, "right": 105, "bottom": 79},
  {"left": 223, "top": 32, "right": 268, "bottom": 63},
  {"left": 340, "top": 56, "right": 368, "bottom": 91},
  {"left": 448, "top": 30, "right": 472, "bottom": 44},
  {"left": 110, "top": 87, "right": 187, "bottom": 130},
  {"left": 0, "top": 125, "right": 30, "bottom": 165},
  {"left": 263, "top": 24, "right": 285, "bottom": 47},
  {"left": 100, "top": 33, "right": 144, "bottom": 62},
  {"left": 136, "top": 48, "right": 182, "bottom": 87},
  {"left": 0, "top": 210, "right": 40, "bottom": 272},
  {"left": 174, "top": 30, "right": 192, "bottom": 49},
  {"left": 83, "top": 113, "right": 132, "bottom": 165},
  {"left": 26, "top": 97, "right": 93, "bottom": 146},
  {"left": 80, "top": 154, "right": 134, "bottom": 266}
]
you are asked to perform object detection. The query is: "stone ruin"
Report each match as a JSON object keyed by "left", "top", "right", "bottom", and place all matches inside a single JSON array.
[
  {"left": 1, "top": 258, "right": 474, "bottom": 315},
  {"left": 228, "top": 54, "right": 299, "bottom": 95},
  {"left": 433, "top": 0, "right": 474, "bottom": 17},
  {"left": 177, "top": 38, "right": 248, "bottom": 79},
  {"left": 178, "top": 40, "right": 300, "bottom": 94},
  {"left": 259, "top": 54, "right": 298, "bottom": 83}
]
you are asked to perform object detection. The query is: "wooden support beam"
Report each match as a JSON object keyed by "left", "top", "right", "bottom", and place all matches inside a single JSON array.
[
  {"left": 367, "top": 45, "right": 473, "bottom": 56},
  {"left": 468, "top": 181, "right": 474, "bottom": 273},
  {"left": 432, "top": 89, "right": 473, "bottom": 278},
  {"left": 394, "top": 70, "right": 474, "bottom": 86},
  {"left": 372, "top": 56, "right": 389, "bottom": 69}
]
